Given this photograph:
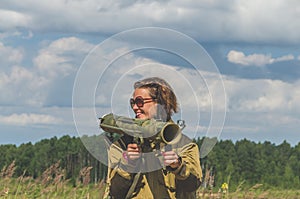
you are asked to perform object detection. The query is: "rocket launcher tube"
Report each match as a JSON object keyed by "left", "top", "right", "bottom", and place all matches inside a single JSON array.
[{"left": 99, "top": 113, "right": 181, "bottom": 145}]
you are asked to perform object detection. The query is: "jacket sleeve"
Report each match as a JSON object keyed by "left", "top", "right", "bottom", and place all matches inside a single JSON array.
[{"left": 168, "top": 142, "right": 202, "bottom": 192}]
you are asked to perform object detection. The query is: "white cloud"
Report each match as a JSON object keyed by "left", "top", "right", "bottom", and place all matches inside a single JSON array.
[
  {"left": 0, "top": 9, "right": 31, "bottom": 30},
  {"left": 47, "top": 37, "right": 94, "bottom": 53},
  {"left": 217, "top": 76, "right": 300, "bottom": 145},
  {"left": 34, "top": 37, "right": 94, "bottom": 78},
  {"left": 227, "top": 50, "right": 272, "bottom": 66},
  {"left": 0, "top": 113, "right": 62, "bottom": 126},
  {"left": 0, "top": 31, "right": 16, "bottom": 39},
  {"left": 227, "top": 50, "right": 295, "bottom": 66},
  {"left": 275, "top": 54, "right": 295, "bottom": 62},
  {"left": 1, "top": 0, "right": 300, "bottom": 43},
  {"left": 0, "top": 42, "right": 24, "bottom": 65},
  {"left": 0, "top": 37, "right": 94, "bottom": 107},
  {"left": 0, "top": 65, "right": 48, "bottom": 106},
  {"left": 225, "top": 77, "right": 300, "bottom": 112}
]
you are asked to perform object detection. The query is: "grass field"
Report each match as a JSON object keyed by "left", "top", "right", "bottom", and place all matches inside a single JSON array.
[
  {"left": 1, "top": 177, "right": 299, "bottom": 199},
  {"left": 198, "top": 187, "right": 300, "bottom": 199},
  {"left": 1, "top": 161, "right": 299, "bottom": 198}
]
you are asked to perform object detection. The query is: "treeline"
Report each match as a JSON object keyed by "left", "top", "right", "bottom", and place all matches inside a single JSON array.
[
  {"left": 1, "top": 135, "right": 299, "bottom": 190},
  {"left": 198, "top": 138, "right": 300, "bottom": 191},
  {"left": 0, "top": 135, "right": 107, "bottom": 186}
]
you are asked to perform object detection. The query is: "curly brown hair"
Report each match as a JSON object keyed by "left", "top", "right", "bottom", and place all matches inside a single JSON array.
[{"left": 134, "top": 77, "right": 178, "bottom": 121}]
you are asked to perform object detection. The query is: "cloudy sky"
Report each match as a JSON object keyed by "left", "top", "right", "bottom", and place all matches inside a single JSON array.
[{"left": 0, "top": 0, "right": 300, "bottom": 147}]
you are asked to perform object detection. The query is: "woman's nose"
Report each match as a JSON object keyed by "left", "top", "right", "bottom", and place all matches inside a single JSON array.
[{"left": 132, "top": 103, "right": 139, "bottom": 110}]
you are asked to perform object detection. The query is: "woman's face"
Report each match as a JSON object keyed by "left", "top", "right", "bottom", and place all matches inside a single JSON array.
[{"left": 131, "top": 88, "right": 157, "bottom": 119}]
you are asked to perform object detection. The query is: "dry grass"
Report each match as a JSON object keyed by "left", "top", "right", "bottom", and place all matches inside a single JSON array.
[
  {"left": 0, "top": 160, "right": 16, "bottom": 178},
  {"left": 1, "top": 161, "right": 299, "bottom": 198},
  {"left": 78, "top": 166, "right": 93, "bottom": 186},
  {"left": 0, "top": 161, "right": 105, "bottom": 198}
]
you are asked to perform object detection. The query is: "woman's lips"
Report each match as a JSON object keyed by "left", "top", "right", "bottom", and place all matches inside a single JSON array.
[{"left": 135, "top": 112, "right": 143, "bottom": 118}]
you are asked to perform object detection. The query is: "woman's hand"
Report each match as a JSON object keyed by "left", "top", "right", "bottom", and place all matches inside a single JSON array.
[
  {"left": 162, "top": 150, "right": 181, "bottom": 169},
  {"left": 126, "top": 143, "right": 141, "bottom": 161}
]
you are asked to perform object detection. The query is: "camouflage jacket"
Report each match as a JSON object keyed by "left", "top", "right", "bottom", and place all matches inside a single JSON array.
[{"left": 105, "top": 133, "right": 202, "bottom": 199}]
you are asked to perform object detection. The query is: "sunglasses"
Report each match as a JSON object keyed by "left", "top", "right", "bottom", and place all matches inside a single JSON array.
[{"left": 130, "top": 96, "right": 154, "bottom": 108}]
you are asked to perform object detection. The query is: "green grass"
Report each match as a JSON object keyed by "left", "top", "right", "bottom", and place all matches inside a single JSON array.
[
  {"left": 198, "top": 184, "right": 300, "bottom": 199},
  {"left": 0, "top": 161, "right": 106, "bottom": 199},
  {"left": 1, "top": 178, "right": 300, "bottom": 199},
  {"left": 1, "top": 162, "right": 299, "bottom": 198},
  {"left": 0, "top": 177, "right": 106, "bottom": 198}
]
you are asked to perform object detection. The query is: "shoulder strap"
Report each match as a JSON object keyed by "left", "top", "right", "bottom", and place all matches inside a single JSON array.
[{"left": 125, "top": 172, "right": 141, "bottom": 199}]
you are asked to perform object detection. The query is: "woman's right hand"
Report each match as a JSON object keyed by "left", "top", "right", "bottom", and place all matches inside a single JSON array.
[{"left": 126, "top": 143, "right": 141, "bottom": 160}]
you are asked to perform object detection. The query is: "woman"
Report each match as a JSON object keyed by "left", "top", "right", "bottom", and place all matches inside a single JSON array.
[{"left": 106, "top": 77, "right": 202, "bottom": 199}]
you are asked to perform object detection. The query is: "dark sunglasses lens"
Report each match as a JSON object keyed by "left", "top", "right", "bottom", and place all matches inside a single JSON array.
[
  {"left": 130, "top": 97, "right": 145, "bottom": 108},
  {"left": 130, "top": 98, "right": 135, "bottom": 108},
  {"left": 135, "top": 98, "right": 144, "bottom": 107}
]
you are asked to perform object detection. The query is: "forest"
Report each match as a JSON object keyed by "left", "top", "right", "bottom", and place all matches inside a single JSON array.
[{"left": 1, "top": 134, "right": 299, "bottom": 192}]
